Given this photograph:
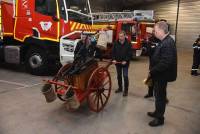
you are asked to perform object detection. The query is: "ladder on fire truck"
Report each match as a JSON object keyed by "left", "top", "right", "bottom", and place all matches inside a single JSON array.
[
  {"left": 91, "top": 12, "right": 135, "bottom": 22},
  {"left": 0, "top": 4, "right": 3, "bottom": 41},
  {"left": 91, "top": 10, "right": 155, "bottom": 23}
]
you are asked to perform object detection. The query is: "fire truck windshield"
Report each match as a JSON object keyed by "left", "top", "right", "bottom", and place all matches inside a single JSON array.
[
  {"left": 65, "top": 0, "right": 90, "bottom": 14},
  {"left": 59, "top": 0, "right": 92, "bottom": 23}
]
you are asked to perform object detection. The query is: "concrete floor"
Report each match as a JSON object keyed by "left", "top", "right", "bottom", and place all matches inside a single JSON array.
[{"left": 0, "top": 49, "right": 199, "bottom": 134}]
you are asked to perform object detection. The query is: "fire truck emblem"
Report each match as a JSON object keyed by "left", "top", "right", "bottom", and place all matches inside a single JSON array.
[{"left": 40, "top": 22, "right": 52, "bottom": 31}]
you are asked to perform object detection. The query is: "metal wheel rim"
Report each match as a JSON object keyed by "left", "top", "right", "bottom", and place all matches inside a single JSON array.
[{"left": 29, "top": 54, "right": 42, "bottom": 68}]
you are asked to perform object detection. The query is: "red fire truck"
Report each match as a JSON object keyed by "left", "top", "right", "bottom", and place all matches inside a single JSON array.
[
  {"left": 0, "top": 0, "right": 94, "bottom": 75},
  {"left": 0, "top": 0, "right": 155, "bottom": 75},
  {"left": 91, "top": 12, "right": 155, "bottom": 58}
]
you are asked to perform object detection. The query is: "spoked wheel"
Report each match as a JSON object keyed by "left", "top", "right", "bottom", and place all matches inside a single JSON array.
[
  {"left": 53, "top": 64, "right": 72, "bottom": 101},
  {"left": 87, "top": 67, "right": 112, "bottom": 112}
]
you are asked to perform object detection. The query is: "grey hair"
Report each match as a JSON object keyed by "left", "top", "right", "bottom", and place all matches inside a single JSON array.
[{"left": 155, "top": 21, "right": 169, "bottom": 34}]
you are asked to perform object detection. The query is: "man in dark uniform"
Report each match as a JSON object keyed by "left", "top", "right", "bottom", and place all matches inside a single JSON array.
[
  {"left": 144, "top": 31, "right": 160, "bottom": 98},
  {"left": 191, "top": 35, "right": 200, "bottom": 76},
  {"left": 74, "top": 34, "right": 89, "bottom": 60},
  {"left": 147, "top": 21, "right": 177, "bottom": 127},
  {"left": 112, "top": 31, "right": 132, "bottom": 97},
  {"left": 66, "top": 34, "right": 96, "bottom": 75}
]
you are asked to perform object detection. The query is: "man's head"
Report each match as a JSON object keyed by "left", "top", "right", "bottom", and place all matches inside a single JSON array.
[
  {"left": 119, "top": 31, "right": 126, "bottom": 43},
  {"left": 81, "top": 34, "right": 88, "bottom": 44},
  {"left": 154, "top": 21, "right": 169, "bottom": 40}
]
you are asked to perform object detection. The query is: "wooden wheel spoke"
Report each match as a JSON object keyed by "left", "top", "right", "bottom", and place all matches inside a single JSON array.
[
  {"left": 99, "top": 93, "right": 104, "bottom": 106},
  {"left": 103, "top": 88, "right": 109, "bottom": 91},
  {"left": 87, "top": 67, "right": 111, "bottom": 112},
  {"left": 101, "top": 80, "right": 109, "bottom": 87},
  {"left": 90, "top": 92, "right": 96, "bottom": 99},
  {"left": 93, "top": 94, "right": 98, "bottom": 104},
  {"left": 97, "top": 94, "right": 100, "bottom": 111},
  {"left": 102, "top": 92, "right": 109, "bottom": 100}
]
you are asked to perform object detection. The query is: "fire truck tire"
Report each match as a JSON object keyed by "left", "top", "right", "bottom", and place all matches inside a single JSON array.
[{"left": 25, "top": 47, "right": 48, "bottom": 75}]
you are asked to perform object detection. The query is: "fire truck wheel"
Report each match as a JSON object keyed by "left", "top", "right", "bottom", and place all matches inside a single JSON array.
[{"left": 25, "top": 47, "right": 48, "bottom": 75}]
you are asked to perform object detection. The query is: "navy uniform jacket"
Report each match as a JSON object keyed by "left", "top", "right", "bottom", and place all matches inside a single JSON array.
[
  {"left": 150, "top": 35, "right": 177, "bottom": 82},
  {"left": 112, "top": 39, "right": 132, "bottom": 65},
  {"left": 193, "top": 37, "right": 200, "bottom": 49}
]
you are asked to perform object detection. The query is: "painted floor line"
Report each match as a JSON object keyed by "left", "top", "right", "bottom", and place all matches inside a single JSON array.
[
  {"left": 0, "top": 80, "right": 28, "bottom": 87},
  {"left": 15, "top": 83, "right": 42, "bottom": 90}
]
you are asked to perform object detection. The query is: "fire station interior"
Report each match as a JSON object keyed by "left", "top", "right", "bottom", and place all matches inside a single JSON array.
[{"left": 0, "top": 0, "right": 200, "bottom": 134}]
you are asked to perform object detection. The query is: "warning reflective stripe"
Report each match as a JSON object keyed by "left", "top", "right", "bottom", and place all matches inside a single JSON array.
[
  {"left": 69, "top": 21, "right": 94, "bottom": 32},
  {"left": 83, "top": 24, "right": 87, "bottom": 29},
  {"left": 71, "top": 22, "right": 77, "bottom": 31},
  {"left": 79, "top": 24, "right": 83, "bottom": 29},
  {"left": 191, "top": 69, "right": 199, "bottom": 71},
  {"left": 193, "top": 46, "right": 200, "bottom": 49},
  {"left": 84, "top": 24, "right": 87, "bottom": 30},
  {"left": 75, "top": 23, "right": 81, "bottom": 30}
]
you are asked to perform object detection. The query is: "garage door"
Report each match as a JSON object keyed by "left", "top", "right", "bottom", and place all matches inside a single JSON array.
[{"left": 134, "top": 0, "right": 200, "bottom": 48}]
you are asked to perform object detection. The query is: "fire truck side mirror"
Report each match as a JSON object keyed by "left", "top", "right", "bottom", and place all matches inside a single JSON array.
[{"left": 52, "top": 16, "right": 59, "bottom": 22}]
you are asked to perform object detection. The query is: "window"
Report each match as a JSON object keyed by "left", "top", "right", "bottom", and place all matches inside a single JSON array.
[
  {"left": 65, "top": 0, "right": 89, "bottom": 14},
  {"left": 122, "top": 24, "right": 137, "bottom": 41},
  {"left": 58, "top": 0, "right": 67, "bottom": 20},
  {"left": 68, "top": 11, "right": 91, "bottom": 24},
  {"left": 122, "top": 24, "right": 132, "bottom": 34},
  {"left": 35, "top": 0, "right": 57, "bottom": 16}
]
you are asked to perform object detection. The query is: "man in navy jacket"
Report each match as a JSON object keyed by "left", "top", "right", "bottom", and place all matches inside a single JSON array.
[
  {"left": 147, "top": 21, "right": 177, "bottom": 127},
  {"left": 112, "top": 31, "right": 132, "bottom": 97}
]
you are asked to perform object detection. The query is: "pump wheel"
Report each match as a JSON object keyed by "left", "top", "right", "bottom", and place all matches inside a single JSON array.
[
  {"left": 87, "top": 67, "right": 112, "bottom": 112},
  {"left": 25, "top": 47, "right": 48, "bottom": 75}
]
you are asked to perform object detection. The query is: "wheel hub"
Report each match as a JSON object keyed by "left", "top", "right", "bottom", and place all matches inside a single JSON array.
[{"left": 29, "top": 55, "right": 42, "bottom": 68}]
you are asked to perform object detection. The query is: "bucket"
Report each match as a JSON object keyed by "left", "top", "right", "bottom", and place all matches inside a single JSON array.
[
  {"left": 41, "top": 83, "right": 57, "bottom": 103},
  {"left": 64, "top": 89, "right": 80, "bottom": 111}
]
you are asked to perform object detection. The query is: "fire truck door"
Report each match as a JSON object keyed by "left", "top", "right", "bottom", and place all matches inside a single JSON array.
[
  {"left": 121, "top": 23, "right": 133, "bottom": 42},
  {"left": 33, "top": 0, "right": 59, "bottom": 42},
  {"left": 14, "top": 0, "right": 33, "bottom": 41}
]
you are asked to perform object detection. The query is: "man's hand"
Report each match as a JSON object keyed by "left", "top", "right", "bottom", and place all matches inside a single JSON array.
[
  {"left": 122, "top": 61, "right": 127, "bottom": 65},
  {"left": 112, "top": 60, "right": 117, "bottom": 64}
]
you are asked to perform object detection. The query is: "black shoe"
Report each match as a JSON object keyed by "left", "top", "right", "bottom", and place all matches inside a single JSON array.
[
  {"left": 191, "top": 71, "right": 199, "bottom": 76},
  {"left": 191, "top": 73, "right": 199, "bottom": 76},
  {"left": 144, "top": 94, "right": 153, "bottom": 98},
  {"left": 149, "top": 119, "right": 164, "bottom": 127},
  {"left": 115, "top": 89, "right": 122, "bottom": 93},
  {"left": 123, "top": 92, "right": 128, "bottom": 97},
  {"left": 147, "top": 112, "right": 157, "bottom": 118}
]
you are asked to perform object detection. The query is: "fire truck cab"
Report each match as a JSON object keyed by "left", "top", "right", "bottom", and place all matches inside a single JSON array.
[{"left": 0, "top": 0, "right": 93, "bottom": 75}]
